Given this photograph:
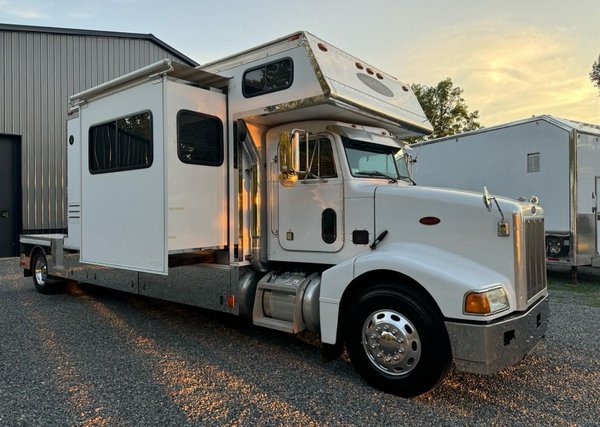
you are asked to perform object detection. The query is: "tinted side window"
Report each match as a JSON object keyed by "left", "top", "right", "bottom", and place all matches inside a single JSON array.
[
  {"left": 89, "top": 111, "right": 152, "bottom": 174},
  {"left": 177, "top": 110, "right": 224, "bottom": 166},
  {"left": 243, "top": 58, "right": 293, "bottom": 97}
]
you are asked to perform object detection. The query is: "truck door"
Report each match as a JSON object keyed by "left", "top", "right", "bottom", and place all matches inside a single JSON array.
[{"left": 278, "top": 134, "right": 344, "bottom": 252}]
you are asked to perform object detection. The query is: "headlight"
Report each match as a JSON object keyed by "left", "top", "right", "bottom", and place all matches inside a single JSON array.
[{"left": 464, "top": 286, "right": 509, "bottom": 315}]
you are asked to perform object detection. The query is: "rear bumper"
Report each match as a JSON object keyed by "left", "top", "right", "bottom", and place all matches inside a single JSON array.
[{"left": 445, "top": 295, "right": 549, "bottom": 375}]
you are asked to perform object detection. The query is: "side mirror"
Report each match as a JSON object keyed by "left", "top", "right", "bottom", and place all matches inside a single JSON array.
[
  {"left": 483, "top": 186, "right": 492, "bottom": 212},
  {"left": 278, "top": 131, "right": 300, "bottom": 187}
]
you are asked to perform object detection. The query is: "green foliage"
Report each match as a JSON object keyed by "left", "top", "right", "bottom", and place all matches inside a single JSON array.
[
  {"left": 410, "top": 78, "right": 482, "bottom": 142},
  {"left": 591, "top": 54, "right": 600, "bottom": 94}
]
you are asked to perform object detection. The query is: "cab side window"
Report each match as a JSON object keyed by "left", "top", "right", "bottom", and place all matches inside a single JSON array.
[{"left": 299, "top": 137, "right": 337, "bottom": 180}]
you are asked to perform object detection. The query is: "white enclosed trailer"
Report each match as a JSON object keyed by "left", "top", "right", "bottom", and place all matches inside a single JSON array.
[
  {"left": 19, "top": 32, "right": 548, "bottom": 397},
  {"left": 411, "top": 115, "right": 600, "bottom": 274}
]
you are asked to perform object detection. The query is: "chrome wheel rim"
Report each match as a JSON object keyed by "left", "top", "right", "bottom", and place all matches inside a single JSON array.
[
  {"left": 34, "top": 255, "right": 48, "bottom": 285},
  {"left": 362, "top": 309, "right": 421, "bottom": 376}
]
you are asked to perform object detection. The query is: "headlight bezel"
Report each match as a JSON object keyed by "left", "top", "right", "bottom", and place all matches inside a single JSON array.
[{"left": 463, "top": 285, "right": 510, "bottom": 316}]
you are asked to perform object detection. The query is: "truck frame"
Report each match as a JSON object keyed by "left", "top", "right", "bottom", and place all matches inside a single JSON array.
[{"left": 20, "top": 32, "right": 548, "bottom": 397}]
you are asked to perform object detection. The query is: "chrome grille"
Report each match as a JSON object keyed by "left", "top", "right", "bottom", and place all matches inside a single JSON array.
[{"left": 524, "top": 217, "right": 546, "bottom": 299}]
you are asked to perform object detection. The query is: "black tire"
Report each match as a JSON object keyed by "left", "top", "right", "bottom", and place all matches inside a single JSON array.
[
  {"left": 31, "top": 250, "right": 64, "bottom": 294},
  {"left": 345, "top": 285, "right": 451, "bottom": 397}
]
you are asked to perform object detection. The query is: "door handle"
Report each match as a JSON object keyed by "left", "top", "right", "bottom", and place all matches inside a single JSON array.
[{"left": 0, "top": 210, "right": 8, "bottom": 218}]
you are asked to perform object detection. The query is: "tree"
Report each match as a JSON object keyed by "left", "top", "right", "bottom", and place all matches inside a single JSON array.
[
  {"left": 410, "top": 78, "right": 482, "bottom": 141},
  {"left": 591, "top": 54, "right": 600, "bottom": 94}
]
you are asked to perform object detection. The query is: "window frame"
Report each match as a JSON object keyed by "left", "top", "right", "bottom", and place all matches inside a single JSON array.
[
  {"left": 88, "top": 110, "right": 153, "bottom": 175},
  {"left": 176, "top": 109, "right": 224, "bottom": 167},
  {"left": 242, "top": 57, "right": 294, "bottom": 98},
  {"left": 298, "top": 135, "right": 338, "bottom": 181}
]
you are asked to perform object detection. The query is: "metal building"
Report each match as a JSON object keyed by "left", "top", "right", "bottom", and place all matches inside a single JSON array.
[{"left": 0, "top": 23, "right": 197, "bottom": 256}]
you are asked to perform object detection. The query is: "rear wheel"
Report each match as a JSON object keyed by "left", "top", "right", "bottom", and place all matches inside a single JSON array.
[
  {"left": 345, "top": 285, "right": 451, "bottom": 397},
  {"left": 31, "top": 251, "right": 64, "bottom": 294}
]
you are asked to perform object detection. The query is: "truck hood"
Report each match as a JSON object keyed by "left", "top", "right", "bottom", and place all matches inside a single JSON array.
[{"left": 371, "top": 184, "right": 539, "bottom": 284}]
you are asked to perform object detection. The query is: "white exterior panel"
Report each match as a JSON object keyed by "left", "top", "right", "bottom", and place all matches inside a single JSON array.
[
  {"left": 64, "top": 115, "right": 81, "bottom": 249},
  {"left": 80, "top": 79, "right": 167, "bottom": 274},
  {"left": 201, "top": 32, "right": 431, "bottom": 138},
  {"left": 164, "top": 80, "right": 227, "bottom": 251}
]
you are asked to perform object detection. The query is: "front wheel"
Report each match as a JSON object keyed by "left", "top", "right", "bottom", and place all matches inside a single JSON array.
[
  {"left": 31, "top": 251, "right": 64, "bottom": 294},
  {"left": 345, "top": 285, "right": 451, "bottom": 397}
]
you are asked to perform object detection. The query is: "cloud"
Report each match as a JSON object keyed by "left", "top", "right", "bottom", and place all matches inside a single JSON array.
[
  {"left": 398, "top": 20, "right": 600, "bottom": 126},
  {"left": 0, "top": 0, "right": 47, "bottom": 18}
]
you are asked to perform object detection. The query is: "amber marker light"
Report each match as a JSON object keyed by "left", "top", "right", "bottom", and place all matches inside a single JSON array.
[
  {"left": 464, "top": 287, "right": 509, "bottom": 315},
  {"left": 465, "top": 292, "right": 491, "bottom": 314}
]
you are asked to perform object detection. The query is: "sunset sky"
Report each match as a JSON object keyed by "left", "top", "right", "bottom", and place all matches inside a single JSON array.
[{"left": 2, "top": 0, "right": 599, "bottom": 126}]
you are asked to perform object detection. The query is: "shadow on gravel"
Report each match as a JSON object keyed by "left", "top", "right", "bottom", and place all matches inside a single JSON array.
[{"left": 73, "top": 281, "right": 323, "bottom": 352}]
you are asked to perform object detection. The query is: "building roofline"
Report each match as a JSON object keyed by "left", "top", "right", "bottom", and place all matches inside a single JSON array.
[
  {"left": 0, "top": 22, "right": 199, "bottom": 66},
  {"left": 412, "top": 114, "right": 600, "bottom": 147}
]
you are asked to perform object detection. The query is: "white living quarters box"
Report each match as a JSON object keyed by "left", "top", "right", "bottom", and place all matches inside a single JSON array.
[
  {"left": 411, "top": 115, "right": 600, "bottom": 268},
  {"left": 65, "top": 61, "right": 231, "bottom": 274}
]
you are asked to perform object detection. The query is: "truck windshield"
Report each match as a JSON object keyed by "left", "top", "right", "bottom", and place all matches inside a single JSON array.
[{"left": 342, "top": 136, "right": 410, "bottom": 183}]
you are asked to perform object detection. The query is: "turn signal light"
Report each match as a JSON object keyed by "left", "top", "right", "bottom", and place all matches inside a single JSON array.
[
  {"left": 465, "top": 293, "right": 491, "bottom": 314},
  {"left": 464, "top": 287, "right": 509, "bottom": 315}
]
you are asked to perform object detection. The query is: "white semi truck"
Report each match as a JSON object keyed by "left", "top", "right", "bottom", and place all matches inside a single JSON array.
[{"left": 19, "top": 32, "right": 548, "bottom": 397}]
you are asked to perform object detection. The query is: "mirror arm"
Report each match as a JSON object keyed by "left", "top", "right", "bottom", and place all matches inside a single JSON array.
[{"left": 493, "top": 197, "right": 505, "bottom": 223}]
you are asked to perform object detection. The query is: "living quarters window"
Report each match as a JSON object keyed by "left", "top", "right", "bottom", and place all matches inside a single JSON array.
[
  {"left": 177, "top": 110, "right": 223, "bottom": 166},
  {"left": 89, "top": 111, "right": 152, "bottom": 174},
  {"left": 243, "top": 58, "right": 293, "bottom": 97}
]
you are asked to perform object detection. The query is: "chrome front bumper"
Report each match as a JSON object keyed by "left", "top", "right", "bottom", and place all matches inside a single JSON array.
[{"left": 445, "top": 295, "right": 549, "bottom": 375}]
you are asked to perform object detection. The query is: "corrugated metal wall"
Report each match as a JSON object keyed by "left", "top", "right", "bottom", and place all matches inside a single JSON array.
[{"left": 0, "top": 29, "right": 192, "bottom": 232}]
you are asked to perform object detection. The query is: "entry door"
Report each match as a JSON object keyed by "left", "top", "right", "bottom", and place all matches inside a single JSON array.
[
  {"left": 596, "top": 177, "right": 600, "bottom": 255},
  {"left": 278, "top": 135, "right": 344, "bottom": 252},
  {"left": 0, "top": 135, "right": 21, "bottom": 257}
]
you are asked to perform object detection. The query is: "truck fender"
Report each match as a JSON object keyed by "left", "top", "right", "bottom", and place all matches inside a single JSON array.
[{"left": 319, "top": 242, "right": 512, "bottom": 345}]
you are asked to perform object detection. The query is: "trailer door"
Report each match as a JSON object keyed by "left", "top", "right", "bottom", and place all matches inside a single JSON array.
[{"left": 80, "top": 80, "right": 167, "bottom": 274}]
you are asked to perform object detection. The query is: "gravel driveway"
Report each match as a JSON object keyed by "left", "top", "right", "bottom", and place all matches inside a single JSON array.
[{"left": 1, "top": 257, "right": 599, "bottom": 426}]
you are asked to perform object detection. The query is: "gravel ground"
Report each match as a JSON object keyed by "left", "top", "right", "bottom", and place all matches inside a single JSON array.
[{"left": 1, "top": 257, "right": 599, "bottom": 426}]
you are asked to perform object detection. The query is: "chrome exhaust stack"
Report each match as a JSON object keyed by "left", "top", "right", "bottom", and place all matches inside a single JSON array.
[{"left": 238, "top": 120, "right": 269, "bottom": 272}]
